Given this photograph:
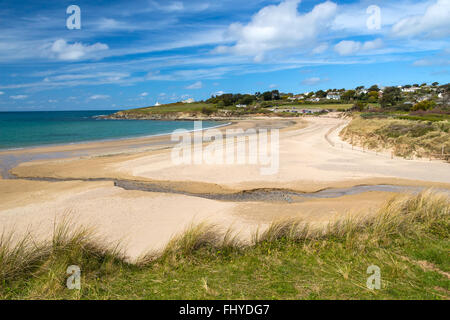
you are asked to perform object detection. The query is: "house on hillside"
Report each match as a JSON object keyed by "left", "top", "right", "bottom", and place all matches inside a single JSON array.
[
  {"left": 154, "top": 102, "right": 161, "bottom": 106},
  {"left": 401, "top": 87, "right": 419, "bottom": 93},
  {"left": 416, "top": 95, "right": 432, "bottom": 103},
  {"left": 326, "top": 92, "right": 340, "bottom": 100},
  {"left": 236, "top": 104, "right": 247, "bottom": 108},
  {"left": 357, "top": 89, "right": 368, "bottom": 95},
  {"left": 182, "top": 98, "right": 195, "bottom": 103},
  {"left": 288, "top": 94, "right": 305, "bottom": 101}
]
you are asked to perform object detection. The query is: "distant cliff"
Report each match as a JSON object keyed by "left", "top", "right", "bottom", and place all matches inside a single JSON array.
[{"left": 102, "top": 102, "right": 284, "bottom": 120}]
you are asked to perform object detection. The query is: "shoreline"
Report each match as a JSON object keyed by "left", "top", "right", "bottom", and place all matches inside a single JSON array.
[
  {"left": 5, "top": 116, "right": 450, "bottom": 192},
  {"left": 1, "top": 115, "right": 449, "bottom": 261},
  {"left": 0, "top": 117, "right": 297, "bottom": 180},
  {"left": 0, "top": 119, "right": 232, "bottom": 154},
  {"left": 0, "top": 117, "right": 296, "bottom": 157}
]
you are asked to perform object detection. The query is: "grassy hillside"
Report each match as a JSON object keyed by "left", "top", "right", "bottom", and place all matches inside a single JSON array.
[
  {"left": 275, "top": 103, "right": 354, "bottom": 111},
  {"left": 110, "top": 102, "right": 355, "bottom": 119},
  {"left": 341, "top": 115, "right": 450, "bottom": 159},
  {"left": 1, "top": 191, "right": 449, "bottom": 300},
  {"left": 119, "top": 102, "right": 215, "bottom": 115}
]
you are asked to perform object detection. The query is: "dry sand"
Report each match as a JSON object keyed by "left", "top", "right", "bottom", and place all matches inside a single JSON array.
[{"left": 1, "top": 116, "right": 449, "bottom": 261}]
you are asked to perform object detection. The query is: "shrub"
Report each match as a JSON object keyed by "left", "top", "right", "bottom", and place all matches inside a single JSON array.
[{"left": 412, "top": 100, "right": 436, "bottom": 111}]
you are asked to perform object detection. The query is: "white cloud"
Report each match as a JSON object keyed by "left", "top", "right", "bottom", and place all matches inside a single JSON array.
[
  {"left": 269, "top": 84, "right": 278, "bottom": 88},
  {"left": 312, "top": 43, "right": 328, "bottom": 54},
  {"left": 49, "top": 39, "right": 109, "bottom": 61},
  {"left": 150, "top": 1, "right": 184, "bottom": 12},
  {"left": 334, "top": 40, "right": 361, "bottom": 56},
  {"left": 163, "top": 1, "right": 184, "bottom": 12},
  {"left": 95, "top": 18, "right": 134, "bottom": 31},
  {"left": 362, "top": 39, "right": 383, "bottom": 51},
  {"left": 140, "top": 92, "right": 149, "bottom": 97},
  {"left": 216, "top": 0, "right": 337, "bottom": 60},
  {"left": 392, "top": 0, "right": 450, "bottom": 38},
  {"left": 89, "top": 94, "right": 110, "bottom": 100},
  {"left": 10, "top": 95, "right": 28, "bottom": 100},
  {"left": 413, "top": 49, "right": 450, "bottom": 66},
  {"left": 301, "top": 77, "right": 327, "bottom": 85},
  {"left": 185, "top": 81, "right": 203, "bottom": 89},
  {"left": 334, "top": 39, "right": 383, "bottom": 56},
  {"left": 0, "top": 91, "right": 4, "bottom": 95},
  {"left": 44, "top": 72, "right": 129, "bottom": 82},
  {"left": 213, "top": 91, "right": 225, "bottom": 96}
]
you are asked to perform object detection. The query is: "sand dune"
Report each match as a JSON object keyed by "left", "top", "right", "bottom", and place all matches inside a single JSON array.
[{"left": 1, "top": 116, "right": 449, "bottom": 260}]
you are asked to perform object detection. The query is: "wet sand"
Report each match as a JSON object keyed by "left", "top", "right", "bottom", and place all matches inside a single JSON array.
[{"left": 1, "top": 116, "right": 449, "bottom": 261}]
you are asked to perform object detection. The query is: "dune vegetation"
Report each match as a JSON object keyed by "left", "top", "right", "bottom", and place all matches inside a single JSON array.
[
  {"left": 340, "top": 115, "right": 450, "bottom": 160},
  {"left": 0, "top": 191, "right": 449, "bottom": 300}
]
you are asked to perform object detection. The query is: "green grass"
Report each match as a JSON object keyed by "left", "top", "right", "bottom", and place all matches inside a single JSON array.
[
  {"left": 116, "top": 102, "right": 355, "bottom": 118},
  {"left": 397, "top": 114, "right": 450, "bottom": 122},
  {"left": 270, "top": 103, "right": 354, "bottom": 111},
  {"left": 296, "top": 103, "right": 353, "bottom": 111},
  {"left": 121, "top": 102, "right": 215, "bottom": 115},
  {"left": 360, "top": 112, "right": 450, "bottom": 122},
  {"left": 1, "top": 191, "right": 449, "bottom": 300},
  {"left": 341, "top": 115, "right": 450, "bottom": 159}
]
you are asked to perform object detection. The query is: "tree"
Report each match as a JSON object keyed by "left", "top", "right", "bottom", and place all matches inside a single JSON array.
[
  {"left": 380, "top": 86, "right": 402, "bottom": 108},
  {"left": 353, "top": 101, "right": 367, "bottom": 111},
  {"left": 367, "top": 91, "right": 379, "bottom": 103},
  {"left": 221, "top": 94, "right": 234, "bottom": 106},
  {"left": 271, "top": 90, "right": 280, "bottom": 100},
  {"left": 262, "top": 91, "right": 273, "bottom": 101},
  {"left": 341, "top": 90, "right": 356, "bottom": 102},
  {"left": 315, "top": 90, "right": 326, "bottom": 98},
  {"left": 432, "top": 82, "right": 439, "bottom": 86},
  {"left": 412, "top": 100, "right": 436, "bottom": 111},
  {"left": 239, "top": 94, "right": 255, "bottom": 105},
  {"left": 369, "top": 85, "right": 380, "bottom": 92}
]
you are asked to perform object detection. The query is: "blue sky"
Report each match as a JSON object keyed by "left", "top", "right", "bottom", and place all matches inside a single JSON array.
[{"left": 0, "top": 0, "right": 449, "bottom": 111}]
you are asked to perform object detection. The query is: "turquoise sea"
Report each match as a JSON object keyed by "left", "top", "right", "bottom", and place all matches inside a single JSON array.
[{"left": 0, "top": 111, "right": 223, "bottom": 150}]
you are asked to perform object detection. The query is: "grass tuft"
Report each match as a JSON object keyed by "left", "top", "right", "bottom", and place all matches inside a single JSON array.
[{"left": 1, "top": 191, "right": 448, "bottom": 299}]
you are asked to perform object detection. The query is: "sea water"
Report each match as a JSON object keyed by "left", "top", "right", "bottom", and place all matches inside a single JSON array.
[{"left": 0, "top": 111, "right": 223, "bottom": 150}]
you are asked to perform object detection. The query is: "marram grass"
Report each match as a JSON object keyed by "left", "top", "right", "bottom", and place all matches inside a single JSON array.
[
  {"left": 1, "top": 191, "right": 449, "bottom": 300},
  {"left": 340, "top": 116, "right": 450, "bottom": 159}
]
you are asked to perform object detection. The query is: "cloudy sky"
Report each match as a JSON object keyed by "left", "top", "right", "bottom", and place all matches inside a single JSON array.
[{"left": 0, "top": 0, "right": 449, "bottom": 110}]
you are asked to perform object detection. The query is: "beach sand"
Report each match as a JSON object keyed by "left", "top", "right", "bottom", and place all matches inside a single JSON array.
[{"left": 1, "top": 116, "right": 449, "bottom": 261}]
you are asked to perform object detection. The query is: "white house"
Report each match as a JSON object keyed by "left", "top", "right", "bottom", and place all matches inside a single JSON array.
[
  {"left": 416, "top": 95, "right": 432, "bottom": 102},
  {"left": 326, "top": 92, "right": 340, "bottom": 100},
  {"left": 182, "top": 98, "right": 195, "bottom": 104},
  {"left": 154, "top": 102, "right": 161, "bottom": 106},
  {"left": 307, "top": 97, "right": 320, "bottom": 102},
  {"left": 236, "top": 104, "right": 247, "bottom": 108},
  {"left": 401, "top": 87, "right": 419, "bottom": 93},
  {"left": 288, "top": 94, "right": 305, "bottom": 101}
]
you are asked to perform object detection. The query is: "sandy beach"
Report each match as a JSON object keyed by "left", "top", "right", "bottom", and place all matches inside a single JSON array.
[{"left": 1, "top": 116, "right": 449, "bottom": 261}]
